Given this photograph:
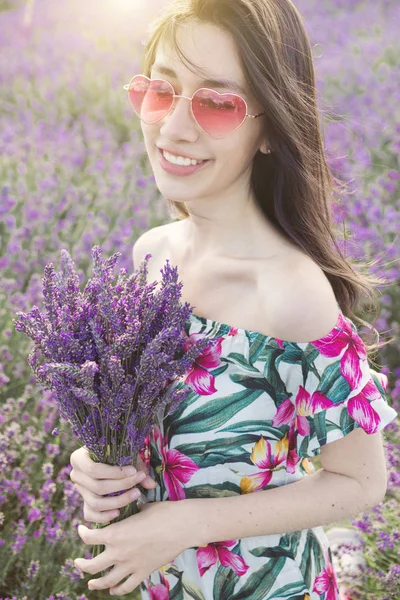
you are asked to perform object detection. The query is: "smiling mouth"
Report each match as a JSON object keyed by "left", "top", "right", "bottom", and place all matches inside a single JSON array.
[{"left": 159, "top": 148, "right": 209, "bottom": 164}]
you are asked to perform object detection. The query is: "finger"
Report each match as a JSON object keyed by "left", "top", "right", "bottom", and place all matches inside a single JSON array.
[
  {"left": 74, "top": 551, "right": 113, "bottom": 577},
  {"left": 71, "top": 468, "right": 145, "bottom": 497},
  {"left": 85, "top": 565, "right": 129, "bottom": 592},
  {"left": 78, "top": 524, "right": 107, "bottom": 547},
  {"left": 82, "top": 500, "right": 121, "bottom": 524},
  {"left": 75, "top": 483, "right": 142, "bottom": 518},
  {"left": 110, "top": 572, "right": 141, "bottom": 596},
  {"left": 141, "top": 475, "right": 157, "bottom": 488},
  {"left": 72, "top": 446, "right": 136, "bottom": 480},
  {"left": 135, "top": 453, "right": 153, "bottom": 476}
]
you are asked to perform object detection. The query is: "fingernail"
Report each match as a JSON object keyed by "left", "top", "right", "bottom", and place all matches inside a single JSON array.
[
  {"left": 124, "top": 467, "right": 136, "bottom": 476},
  {"left": 131, "top": 489, "right": 140, "bottom": 500},
  {"left": 136, "top": 472, "right": 146, "bottom": 482}
]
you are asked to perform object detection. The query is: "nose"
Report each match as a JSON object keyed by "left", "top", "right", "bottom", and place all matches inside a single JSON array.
[{"left": 159, "top": 94, "right": 200, "bottom": 141}]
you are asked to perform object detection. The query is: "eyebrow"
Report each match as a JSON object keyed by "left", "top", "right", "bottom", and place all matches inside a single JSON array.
[{"left": 151, "top": 63, "right": 248, "bottom": 97}]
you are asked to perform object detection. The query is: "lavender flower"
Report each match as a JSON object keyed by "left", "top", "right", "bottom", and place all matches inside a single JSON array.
[
  {"left": 26, "top": 559, "right": 40, "bottom": 580},
  {"left": 14, "top": 247, "right": 211, "bottom": 470}
]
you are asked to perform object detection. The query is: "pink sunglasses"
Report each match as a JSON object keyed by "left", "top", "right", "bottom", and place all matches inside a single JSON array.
[{"left": 123, "top": 74, "right": 265, "bottom": 139}]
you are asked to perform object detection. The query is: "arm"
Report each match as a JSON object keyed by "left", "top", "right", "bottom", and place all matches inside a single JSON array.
[{"left": 179, "top": 427, "right": 388, "bottom": 548}]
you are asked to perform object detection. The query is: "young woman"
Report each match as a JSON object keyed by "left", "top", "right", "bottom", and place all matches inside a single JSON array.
[{"left": 70, "top": 1, "right": 398, "bottom": 598}]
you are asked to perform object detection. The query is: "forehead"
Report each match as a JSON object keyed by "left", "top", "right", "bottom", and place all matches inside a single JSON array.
[{"left": 154, "top": 21, "right": 247, "bottom": 91}]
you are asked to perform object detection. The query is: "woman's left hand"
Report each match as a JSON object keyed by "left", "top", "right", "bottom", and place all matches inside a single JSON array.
[{"left": 74, "top": 500, "right": 190, "bottom": 596}]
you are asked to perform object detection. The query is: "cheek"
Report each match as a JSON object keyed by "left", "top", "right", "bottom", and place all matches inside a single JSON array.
[
  {"left": 218, "top": 135, "right": 258, "bottom": 168},
  {"left": 141, "top": 127, "right": 160, "bottom": 160},
  {"left": 141, "top": 123, "right": 156, "bottom": 144}
]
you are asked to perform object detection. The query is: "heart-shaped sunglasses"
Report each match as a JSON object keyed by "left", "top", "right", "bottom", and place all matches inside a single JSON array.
[{"left": 123, "top": 75, "right": 265, "bottom": 139}]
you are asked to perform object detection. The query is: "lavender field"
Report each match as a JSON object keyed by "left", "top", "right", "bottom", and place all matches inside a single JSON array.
[{"left": 0, "top": 0, "right": 399, "bottom": 599}]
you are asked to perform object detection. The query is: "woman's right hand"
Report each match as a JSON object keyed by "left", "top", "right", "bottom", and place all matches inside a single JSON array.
[{"left": 69, "top": 446, "right": 157, "bottom": 523}]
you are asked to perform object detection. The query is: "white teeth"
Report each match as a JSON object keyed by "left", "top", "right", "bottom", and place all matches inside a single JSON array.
[{"left": 162, "top": 150, "right": 205, "bottom": 167}]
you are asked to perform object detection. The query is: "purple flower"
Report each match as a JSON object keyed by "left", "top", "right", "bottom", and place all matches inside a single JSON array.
[
  {"left": 28, "top": 507, "right": 42, "bottom": 522},
  {"left": 45, "top": 443, "right": 61, "bottom": 457},
  {"left": 27, "top": 559, "right": 40, "bottom": 579},
  {"left": 42, "top": 462, "right": 54, "bottom": 478},
  {"left": 14, "top": 247, "right": 213, "bottom": 472},
  {"left": 59, "top": 558, "right": 84, "bottom": 583}
]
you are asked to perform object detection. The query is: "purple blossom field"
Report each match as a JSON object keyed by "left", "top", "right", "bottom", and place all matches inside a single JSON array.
[{"left": 0, "top": 0, "right": 399, "bottom": 598}]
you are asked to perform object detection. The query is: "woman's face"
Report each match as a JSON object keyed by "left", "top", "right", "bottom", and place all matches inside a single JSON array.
[{"left": 140, "top": 20, "right": 268, "bottom": 209}]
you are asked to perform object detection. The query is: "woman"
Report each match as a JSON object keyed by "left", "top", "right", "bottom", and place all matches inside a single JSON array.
[{"left": 70, "top": 1, "right": 398, "bottom": 598}]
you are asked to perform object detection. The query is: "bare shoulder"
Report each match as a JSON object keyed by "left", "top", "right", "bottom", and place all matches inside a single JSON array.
[
  {"left": 132, "top": 221, "right": 178, "bottom": 269},
  {"left": 263, "top": 251, "right": 340, "bottom": 343}
]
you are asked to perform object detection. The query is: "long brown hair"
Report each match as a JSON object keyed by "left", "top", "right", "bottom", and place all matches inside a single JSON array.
[{"left": 141, "top": 0, "right": 397, "bottom": 363}]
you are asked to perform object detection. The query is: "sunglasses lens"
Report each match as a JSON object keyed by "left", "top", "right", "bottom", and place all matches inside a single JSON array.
[
  {"left": 126, "top": 76, "right": 248, "bottom": 137},
  {"left": 127, "top": 76, "right": 173, "bottom": 124},
  {"left": 192, "top": 89, "right": 247, "bottom": 138}
]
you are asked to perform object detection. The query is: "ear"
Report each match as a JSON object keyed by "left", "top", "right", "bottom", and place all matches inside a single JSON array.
[{"left": 259, "top": 139, "right": 271, "bottom": 155}]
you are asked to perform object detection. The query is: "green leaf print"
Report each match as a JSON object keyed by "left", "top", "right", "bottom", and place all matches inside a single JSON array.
[
  {"left": 164, "top": 387, "right": 199, "bottom": 422},
  {"left": 184, "top": 481, "right": 240, "bottom": 499},
  {"left": 340, "top": 406, "right": 358, "bottom": 433},
  {"left": 198, "top": 433, "right": 267, "bottom": 467},
  {"left": 199, "top": 448, "right": 248, "bottom": 468},
  {"left": 310, "top": 530, "right": 327, "bottom": 577},
  {"left": 250, "top": 346, "right": 287, "bottom": 384},
  {"left": 213, "top": 557, "right": 240, "bottom": 600},
  {"left": 250, "top": 544, "right": 293, "bottom": 560},
  {"left": 229, "top": 555, "right": 287, "bottom": 600},
  {"left": 230, "top": 373, "right": 280, "bottom": 397},
  {"left": 224, "top": 352, "right": 262, "bottom": 372},
  {"left": 248, "top": 334, "right": 274, "bottom": 362},
  {"left": 299, "top": 529, "right": 326, "bottom": 590},
  {"left": 217, "top": 420, "right": 286, "bottom": 436},
  {"left": 181, "top": 579, "right": 207, "bottom": 600},
  {"left": 312, "top": 410, "right": 329, "bottom": 447},
  {"left": 318, "top": 360, "right": 351, "bottom": 401},
  {"left": 163, "top": 564, "right": 184, "bottom": 600},
  {"left": 170, "top": 387, "right": 266, "bottom": 435},
  {"left": 267, "top": 582, "right": 310, "bottom": 599},
  {"left": 286, "top": 531, "right": 303, "bottom": 559},
  {"left": 167, "top": 580, "right": 184, "bottom": 600}
]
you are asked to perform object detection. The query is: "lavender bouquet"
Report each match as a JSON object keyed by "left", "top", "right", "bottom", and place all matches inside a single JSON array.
[{"left": 13, "top": 245, "right": 212, "bottom": 552}]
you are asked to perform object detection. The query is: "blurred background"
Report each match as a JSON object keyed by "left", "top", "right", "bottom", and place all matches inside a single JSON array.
[{"left": 0, "top": 1, "right": 399, "bottom": 599}]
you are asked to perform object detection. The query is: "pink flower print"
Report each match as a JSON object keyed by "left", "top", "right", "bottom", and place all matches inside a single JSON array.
[
  {"left": 196, "top": 540, "right": 249, "bottom": 577},
  {"left": 312, "top": 312, "right": 366, "bottom": 391},
  {"left": 313, "top": 550, "right": 340, "bottom": 600},
  {"left": 274, "top": 387, "right": 335, "bottom": 437},
  {"left": 286, "top": 418, "right": 304, "bottom": 474},
  {"left": 294, "top": 385, "right": 336, "bottom": 436},
  {"left": 148, "top": 584, "right": 170, "bottom": 600},
  {"left": 240, "top": 434, "right": 288, "bottom": 493},
  {"left": 182, "top": 332, "right": 224, "bottom": 395},
  {"left": 372, "top": 370, "right": 389, "bottom": 391},
  {"left": 272, "top": 399, "right": 301, "bottom": 474},
  {"left": 145, "top": 567, "right": 171, "bottom": 599},
  {"left": 153, "top": 425, "right": 200, "bottom": 501},
  {"left": 272, "top": 395, "right": 325, "bottom": 474},
  {"left": 346, "top": 375, "right": 386, "bottom": 434}
]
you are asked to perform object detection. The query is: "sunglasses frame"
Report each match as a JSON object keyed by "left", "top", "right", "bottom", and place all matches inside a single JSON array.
[{"left": 123, "top": 74, "right": 266, "bottom": 139}]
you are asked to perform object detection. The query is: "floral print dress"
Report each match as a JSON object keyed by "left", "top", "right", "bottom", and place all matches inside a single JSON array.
[{"left": 139, "top": 303, "right": 398, "bottom": 600}]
